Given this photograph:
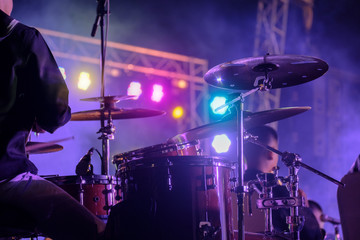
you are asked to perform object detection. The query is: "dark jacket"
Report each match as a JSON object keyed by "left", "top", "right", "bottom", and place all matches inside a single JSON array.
[{"left": 0, "top": 10, "right": 71, "bottom": 180}]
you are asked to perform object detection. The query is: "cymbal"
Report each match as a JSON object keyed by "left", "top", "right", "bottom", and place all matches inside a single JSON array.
[
  {"left": 169, "top": 106, "right": 311, "bottom": 143},
  {"left": 26, "top": 142, "right": 63, "bottom": 154},
  {"left": 80, "top": 95, "right": 135, "bottom": 103},
  {"left": 71, "top": 108, "right": 166, "bottom": 121},
  {"left": 204, "top": 55, "right": 328, "bottom": 90}
]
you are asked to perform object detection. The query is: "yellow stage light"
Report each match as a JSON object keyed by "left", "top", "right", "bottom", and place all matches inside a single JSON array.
[
  {"left": 172, "top": 106, "right": 184, "bottom": 119},
  {"left": 78, "top": 72, "right": 91, "bottom": 91}
]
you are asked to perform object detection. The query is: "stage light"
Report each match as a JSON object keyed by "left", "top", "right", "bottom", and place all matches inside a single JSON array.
[
  {"left": 127, "top": 82, "right": 142, "bottom": 99},
  {"left": 210, "top": 96, "right": 228, "bottom": 115},
  {"left": 78, "top": 72, "right": 91, "bottom": 91},
  {"left": 172, "top": 106, "right": 184, "bottom": 119},
  {"left": 110, "top": 68, "right": 120, "bottom": 77},
  {"left": 59, "top": 67, "right": 66, "bottom": 80},
  {"left": 151, "top": 84, "right": 164, "bottom": 102},
  {"left": 177, "top": 80, "right": 188, "bottom": 89},
  {"left": 212, "top": 134, "right": 231, "bottom": 153}
]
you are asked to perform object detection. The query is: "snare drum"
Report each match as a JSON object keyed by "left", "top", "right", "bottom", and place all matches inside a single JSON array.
[
  {"left": 113, "top": 141, "right": 199, "bottom": 163},
  {"left": 116, "top": 156, "right": 234, "bottom": 240},
  {"left": 45, "top": 175, "right": 121, "bottom": 219}
]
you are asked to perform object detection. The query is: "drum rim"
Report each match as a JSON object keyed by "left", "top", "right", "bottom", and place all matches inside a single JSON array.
[
  {"left": 113, "top": 141, "right": 199, "bottom": 162},
  {"left": 44, "top": 174, "right": 116, "bottom": 185},
  {"left": 117, "top": 155, "right": 233, "bottom": 169}
]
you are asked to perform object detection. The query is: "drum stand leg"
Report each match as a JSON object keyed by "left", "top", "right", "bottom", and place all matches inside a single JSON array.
[{"left": 235, "top": 98, "right": 246, "bottom": 240}]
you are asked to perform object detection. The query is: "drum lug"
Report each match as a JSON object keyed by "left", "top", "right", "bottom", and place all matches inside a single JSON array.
[
  {"left": 199, "top": 221, "right": 220, "bottom": 239},
  {"left": 206, "top": 174, "right": 216, "bottom": 190},
  {"left": 167, "top": 159, "right": 173, "bottom": 191}
]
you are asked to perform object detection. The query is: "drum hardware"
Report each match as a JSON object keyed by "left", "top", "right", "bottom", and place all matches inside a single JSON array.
[
  {"left": 76, "top": 147, "right": 95, "bottom": 176},
  {"left": 199, "top": 221, "right": 220, "bottom": 239},
  {"left": 204, "top": 54, "right": 330, "bottom": 240},
  {"left": 114, "top": 178, "right": 122, "bottom": 201},
  {"left": 214, "top": 83, "right": 266, "bottom": 240},
  {"left": 205, "top": 174, "right": 217, "bottom": 190},
  {"left": 79, "top": 176, "right": 85, "bottom": 205},
  {"left": 166, "top": 158, "right": 173, "bottom": 191},
  {"left": 256, "top": 173, "right": 277, "bottom": 233},
  {"left": 245, "top": 133, "right": 344, "bottom": 239},
  {"left": 256, "top": 196, "right": 305, "bottom": 209}
]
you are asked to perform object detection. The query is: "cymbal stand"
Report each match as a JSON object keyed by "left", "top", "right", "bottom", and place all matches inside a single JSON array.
[
  {"left": 91, "top": 0, "right": 111, "bottom": 175},
  {"left": 214, "top": 55, "right": 280, "bottom": 240},
  {"left": 215, "top": 87, "right": 260, "bottom": 240},
  {"left": 97, "top": 108, "right": 115, "bottom": 175},
  {"left": 246, "top": 135, "right": 344, "bottom": 239}
]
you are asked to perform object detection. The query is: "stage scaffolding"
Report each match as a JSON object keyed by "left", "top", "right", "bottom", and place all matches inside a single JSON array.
[{"left": 38, "top": 28, "right": 209, "bottom": 134}]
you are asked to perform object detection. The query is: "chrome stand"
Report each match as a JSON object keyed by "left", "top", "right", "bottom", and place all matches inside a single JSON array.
[{"left": 246, "top": 136, "right": 345, "bottom": 239}]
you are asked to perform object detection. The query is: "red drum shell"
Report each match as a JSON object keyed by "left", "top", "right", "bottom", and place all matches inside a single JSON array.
[{"left": 45, "top": 175, "right": 121, "bottom": 219}]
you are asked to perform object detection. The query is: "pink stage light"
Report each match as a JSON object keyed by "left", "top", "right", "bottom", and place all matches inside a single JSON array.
[
  {"left": 151, "top": 84, "right": 164, "bottom": 102},
  {"left": 127, "top": 81, "right": 142, "bottom": 99}
]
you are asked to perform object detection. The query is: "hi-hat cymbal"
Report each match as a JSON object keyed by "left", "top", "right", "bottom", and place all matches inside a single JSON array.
[
  {"left": 204, "top": 55, "right": 328, "bottom": 90},
  {"left": 26, "top": 142, "right": 64, "bottom": 154},
  {"left": 71, "top": 108, "right": 166, "bottom": 121},
  {"left": 169, "top": 106, "right": 311, "bottom": 143}
]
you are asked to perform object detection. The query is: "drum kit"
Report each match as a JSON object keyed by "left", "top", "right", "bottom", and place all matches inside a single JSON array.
[
  {"left": 28, "top": 50, "right": 346, "bottom": 239},
  {"left": 27, "top": 3, "right": 344, "bottom": 239}
]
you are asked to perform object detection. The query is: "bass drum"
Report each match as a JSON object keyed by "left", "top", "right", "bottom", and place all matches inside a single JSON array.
[
  {"left": 115, "top": 156, "right": 234, "bottom": 240},
  {"left": 45, "top": 175, "right": 121, "bottom": 220}
]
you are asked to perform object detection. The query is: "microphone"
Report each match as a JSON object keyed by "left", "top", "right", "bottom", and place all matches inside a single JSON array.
[
  {"left": 75, "top": 147, "right": 95, "bottom": 176},
  {"left": 91, "top": 0, "right": 107, "bottom": 37},
  {"left": 320, "top": 214, "right": 341, "bottom": 225}
]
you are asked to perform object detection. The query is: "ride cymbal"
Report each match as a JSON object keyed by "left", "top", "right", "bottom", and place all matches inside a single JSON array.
[
  {"left": 170, "top": 106, "right": 311, "bottom": 143},
  {"left": 204, "top": 55, "right": 328, "bottom": 90},
  {"left": 71, "top": 108, "right": 166, "bottom": 121}
]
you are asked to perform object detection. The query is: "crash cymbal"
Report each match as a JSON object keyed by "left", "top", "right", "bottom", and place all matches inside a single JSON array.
[
  {"left": 204, "top": 55, "right": 328, "bottom": 90},
  {"left": 71, "top": 108, "right": 166, "bottom": 121},
  {"left": 170, "top": 106, "right": 311, "bottom": 143},
  {"left": 26, "top": 142, "right": 63, "bottom": 154}
]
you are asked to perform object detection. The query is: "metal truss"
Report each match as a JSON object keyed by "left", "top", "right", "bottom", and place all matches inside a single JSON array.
[
  {"left": 250, "top": 0, "right": 290, "bottom": 129},
  {"left": 38, "top": 28, "right": 209, "bottom": 132}
]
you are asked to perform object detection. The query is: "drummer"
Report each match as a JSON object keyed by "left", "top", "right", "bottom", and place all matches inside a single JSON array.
[
  {"left": 244, "top": 125, "right": 323, "bottom": 239},
  {"left": 0, "top": 1, "right": 105, "bottom": 239}
]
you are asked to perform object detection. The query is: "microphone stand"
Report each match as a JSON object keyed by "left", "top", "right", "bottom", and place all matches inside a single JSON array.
[{"left": 91, "top": 0, "right": 111, "bottom": 175}]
